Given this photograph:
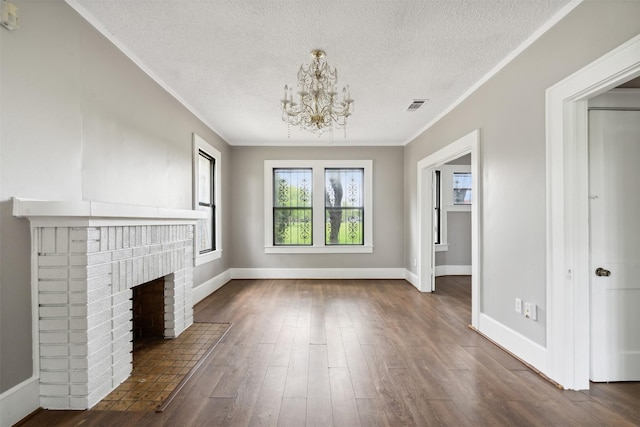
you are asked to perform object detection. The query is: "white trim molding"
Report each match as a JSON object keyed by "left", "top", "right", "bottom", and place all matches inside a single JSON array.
[
  {"left": 545, "top": 33, "right": 640, "bottom": 390},
  {"left": 231, "top": 268, "right": 406, "bottom": 280},
  {"left": 478, "top": 314, "right": 547, "bottom": 371},
  {"left": 416, "top": 129, "right": 481, "bottom": 329},
  {"left": 434, "top": 265, "right": 472, "bottom": 277},
  {"left": 0, "top": 376, "right": 40, "bottom": 427},
  {"left": 192, "top": 269, "right": 232, "bottom": 304}
]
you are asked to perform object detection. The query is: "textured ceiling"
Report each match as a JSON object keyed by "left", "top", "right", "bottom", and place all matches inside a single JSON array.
[{"left": 68, "top": 0, "right": 574, "bottom": 146}]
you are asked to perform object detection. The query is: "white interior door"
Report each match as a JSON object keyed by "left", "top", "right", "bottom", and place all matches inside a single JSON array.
[{"left": 589, "top": 109, "right": 640, "bottom": 382}]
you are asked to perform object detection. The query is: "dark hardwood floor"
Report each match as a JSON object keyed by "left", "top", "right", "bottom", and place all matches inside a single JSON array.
[{"left": 19, "top": 277, "right": 640, "bottom": 426}]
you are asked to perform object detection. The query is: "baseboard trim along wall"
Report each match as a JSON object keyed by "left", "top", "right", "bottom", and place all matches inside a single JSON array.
[
  {"left": 192, "top": 269, "right": 232, "bottom": 304},
  {"left": 230, "top": 268, "right": 407, "bottom": 280},
  {"left": 434, "top": 265, "right": 472, "bottom": 277},
  {"left": 478, "top": 313, "right": 547, "bottom": 373},
  {"left": 0, "top": 376, "right": 39, "bottom": 427}
]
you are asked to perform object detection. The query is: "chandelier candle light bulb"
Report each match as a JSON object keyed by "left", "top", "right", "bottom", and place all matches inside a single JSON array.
[{"left": 281, "top": 49, "right": 354, "bottom": 137}]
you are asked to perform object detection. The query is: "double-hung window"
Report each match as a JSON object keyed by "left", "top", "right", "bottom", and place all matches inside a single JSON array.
[
  {"left": 193, "top": 133, "right": 222, "bottom": 265},
  {"left": 265, "top": 160, "right": 372, "bottom": 253}
]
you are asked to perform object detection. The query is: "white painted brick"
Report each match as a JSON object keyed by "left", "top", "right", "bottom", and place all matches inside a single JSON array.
[
  {"left": 56, "top": 228, "right": 69, "bottom": 254},
  {"left": 86, "top": 241, "right": 100, "bottom": 253},
  {"left": 41, "top": 384, "right": 70, "bottom": 397},
  {"left": 123, "top": 227, "right": 130, "bottom": 248},
  {"left": 40, "top": 332, "right": 68, "bottom": 344},
  {"left": 70, "top": 384, "right": 88, "bottom": 396},
  {"left": 87, "top": 285, "right": 110, "bottom": 303},
  {"left": 39, "top": 281, "right": 68, "bottom": 293},
  {"left": 69, "top": 397, "right": 89, "bottom": 410},
  {"left": 112, "top": 333, "right": 132, "bottom": 350},
  {"left": 38, "top": 306, "right": 69, "bottom": 318},
  {"left": 133, "top": 246, "right": 149, "bottom": 257},
  {"left": 40, "top": 319, "right": 69, "bottom": 331},
  {"left": 40, "top": 228, "right": 57, "bottom": 254},
  {"left": 87, "top": 321, "right": 111, "bottom": 340},
  {"left": 69, "top": 318, "right": 88, "bottom": 330},
  {"left": 69, "top": 292, "right": 87, "bottom": 305},
  {"left": 111, "top": 262, "right": 120, "bottom": 291},
  {"left": 99, "top": 227, "right": 108, "bottom": 252},
  {"left": 40, "top": 306, "right": 69, "bottom": 317},
  {"left": 112, "top": 323, "right": 131, "bottom": 340},
  {"left": 40, "top": 345, "right": 69, "bottom": 357},
  {"left": 112, "top": 301, "right": 130, "bottom": 318},
  {"left": 69, "top": 241, "right": 87, "bottom": 253},
  {"left": 70, "top": 344, "right": 87, "bottom": 357},
  {"left": 87, "top": 263, "right": 111, "bottom": 279},
  {"left": 112, "top": 248, "right": 132, "bottom": 261},
  {"left": 86, "top": 274, "right": 110, "bottom": 292},
  {"left": 40, "top": 370, "right": 69, "bottom": 383},
  {"left": 108, "top": 227, "right": 116, "bottom": 250},
  {"left": 39, "top": 268, "right": 69, "bottom": 280},
  {"left": 69, "top": 305, "right": 88, "bottom": 318},
  {"left": 69, "top": 255, "right": 88, "bottom": 266},
  {"left": 69, "top": 228, "right": 89, "bottom": 240},
  {"left": 69, "top": 266, "right": 88, "bottom": 279},
  {"left": 38, "top": 292, "right": 69, "bottom": 305},
  {"left": 112, "top": 290, "right": 131, "bottom": 305},
  {"left": 41, "top": 358, "right": 69, "bottom": 370},
  {"left": 88, "top": 295, "right": 112, "bottom": 312},
  {"left": 39, "top": 255, "right": 69, "bottom": 267},
  {"left": 86, "top": 309, "right": 111, "bottom": 330},
  {"left": 70, "top": 370, "right": 88, "bottom": 383},
  {"left": 125, "top": 259, "right": 133, "bottom": 289},
  {"left": 87, "top": 381, "right": 113, "bottom": 408},
  {"left": 70, "top": 331, "right": 88, "bottom": 344},
  {"left": 86, "top": 356, "right": 110, "bottom": 378},
  {"left": 119, "top": 260, "right": 127, "bottom": 292},
  {"left": 115, "top": 227, "right": 123, "bottom": 249},
  {"left": 86, "top": 334, "right": 109, "bottom": 355},
  {"left": 41, "top": 397, "right": 70, "bottom": 410}
]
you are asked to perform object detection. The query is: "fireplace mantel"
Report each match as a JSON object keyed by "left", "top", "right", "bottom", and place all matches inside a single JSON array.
[{"left": 13, "top": 197, "right": 206, "bottom": 226}]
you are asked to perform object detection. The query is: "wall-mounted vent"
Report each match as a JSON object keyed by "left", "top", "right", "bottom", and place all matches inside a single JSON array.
[{"left": 406, "top": 99, "right": 428, "bottom": 112}]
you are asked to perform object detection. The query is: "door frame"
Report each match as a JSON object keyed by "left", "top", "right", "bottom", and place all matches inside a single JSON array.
[
  {"left": 546, "top": 33, "right": 640, "bottom": 390},
  {"left": 417, "top": 129, "right": 480, "bottom": 328}
]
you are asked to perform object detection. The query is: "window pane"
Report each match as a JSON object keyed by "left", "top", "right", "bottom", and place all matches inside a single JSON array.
[
  {"left": 197, "top": 205, "right": 214, "bottom": 252},
  {"left": 325, "top": 168, "right": 364, "bottom": 245},
  {"left": 198, "top": 152, "right": 212, "bottom": 204},
  {"left": 273, "top": 168, "right": 312, "bottom": 245},
  {"left": 453, "top": 172, "right": 472, "bottom": 205}
]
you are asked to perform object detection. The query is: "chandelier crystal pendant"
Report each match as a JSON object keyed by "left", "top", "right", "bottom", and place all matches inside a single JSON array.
[{"left": 281, "top": 49, "right": 354, "bottom": 137}]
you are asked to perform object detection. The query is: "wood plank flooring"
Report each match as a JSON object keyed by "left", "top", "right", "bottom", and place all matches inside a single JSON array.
[{"left": 19, "top": 277, "right": 640, "bottom": 426}]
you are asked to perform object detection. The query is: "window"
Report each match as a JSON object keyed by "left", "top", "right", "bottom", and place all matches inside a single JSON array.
[
  {"left": 453, "top": 172, "right": 472, "bottom": 205},
  {"left": 325, "top": 168, "right": 364, "bottom": 245},
  {"left": 273, "top": 168, "right": 313, "bottom": 246},
  {"left": 265, "top": 160, "right": 372, "bottom": 253},
  {"left": 193, "top": 134, "right": 221, "bottom": 265}
]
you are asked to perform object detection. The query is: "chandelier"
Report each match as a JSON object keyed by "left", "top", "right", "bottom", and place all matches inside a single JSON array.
[{"left": 281, "top": 49, "right": 354, "bottom": 137}]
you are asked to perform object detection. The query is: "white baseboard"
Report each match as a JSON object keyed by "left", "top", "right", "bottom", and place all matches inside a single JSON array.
[
  {"left": 192, "top": 269, "right": 232, "bottom": 304},
  {"left": 478, "top": 313, "right": 547, "bottom": 373},
  {"left": 434, "top": 265, "right": 471, "bottom": 277},
  {"left": 405, "top": 269, "right": 418, "bottom": 288},
  {"left": 230, "top": 268, "right": 406, "bottom": 280},
  {"left": 0, "top": 376, "right": 39, "bottom": 427}
]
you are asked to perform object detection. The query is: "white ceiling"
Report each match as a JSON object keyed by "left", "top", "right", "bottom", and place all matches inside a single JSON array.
[{"left": 68, "top": 0, "right": 574, "bottom": 146}]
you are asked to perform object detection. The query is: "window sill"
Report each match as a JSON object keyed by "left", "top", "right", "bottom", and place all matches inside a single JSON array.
[
  {"left": 194, "top": 249, "right": 222, "bottom": 266},
  {"left": 265, "top": 245, "right": 373, "bottom": 254},
  {"left": 435, "top": 244, "right": 449, "bottom": 252}
]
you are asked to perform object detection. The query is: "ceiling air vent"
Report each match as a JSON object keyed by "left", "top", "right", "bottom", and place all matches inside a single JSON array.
[{"left": 406, "top": 99, "right": 428, "bottom": 112}]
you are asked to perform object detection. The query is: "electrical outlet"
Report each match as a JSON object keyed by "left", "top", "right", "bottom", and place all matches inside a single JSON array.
[
  {"left": 515, "top": 298, "right": 522, "bottom": 314},
  {"left": 524, "top": 302, "right": 537, "bottom": 320}
]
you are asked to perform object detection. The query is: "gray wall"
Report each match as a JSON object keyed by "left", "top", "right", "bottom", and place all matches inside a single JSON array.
[
  {"left": 404, "top": 1, "right": 640, "bottom": 346},
  {"left": 230, "top": 146, "right": 404, "bottom": 269},
  {"left": 0, "top": 0, "right": 231, "bottom": 393},
  {"left": 435, "top": 212, "right": 471, "bottom": 267}
]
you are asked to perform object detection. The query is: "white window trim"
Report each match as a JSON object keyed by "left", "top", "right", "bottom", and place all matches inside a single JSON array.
[
  {"left": 193, "top": 133, "right": 222, "bottom": 265},
  {"left": 264, "top": 160, "right": 373, "bottom": 254}
]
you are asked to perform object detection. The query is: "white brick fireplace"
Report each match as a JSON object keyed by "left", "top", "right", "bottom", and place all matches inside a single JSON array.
[{"left": 13, "top": 198, "right": 207, "bottom": 410}]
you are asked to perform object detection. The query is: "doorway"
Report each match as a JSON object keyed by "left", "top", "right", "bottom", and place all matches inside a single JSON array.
[
  {"left": 416, "top": 129, "right": 480, "bottom": 328},
  {"left": 546, "top": 34, "right": 640, "bottom": 390}
]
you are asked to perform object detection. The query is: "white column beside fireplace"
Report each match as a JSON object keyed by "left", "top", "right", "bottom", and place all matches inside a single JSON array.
[{"left": 13, "top": 198, "right": 207, "bottom": 410}]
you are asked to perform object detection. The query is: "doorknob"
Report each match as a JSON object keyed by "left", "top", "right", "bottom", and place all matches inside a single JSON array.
[{"left": 595, "top": 267, "right": 611, "bottom": 277}]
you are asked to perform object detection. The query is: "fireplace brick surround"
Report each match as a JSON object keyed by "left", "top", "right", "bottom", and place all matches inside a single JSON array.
[{"left": 13, "top": 199, "right": 206, "bottom": 410}]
